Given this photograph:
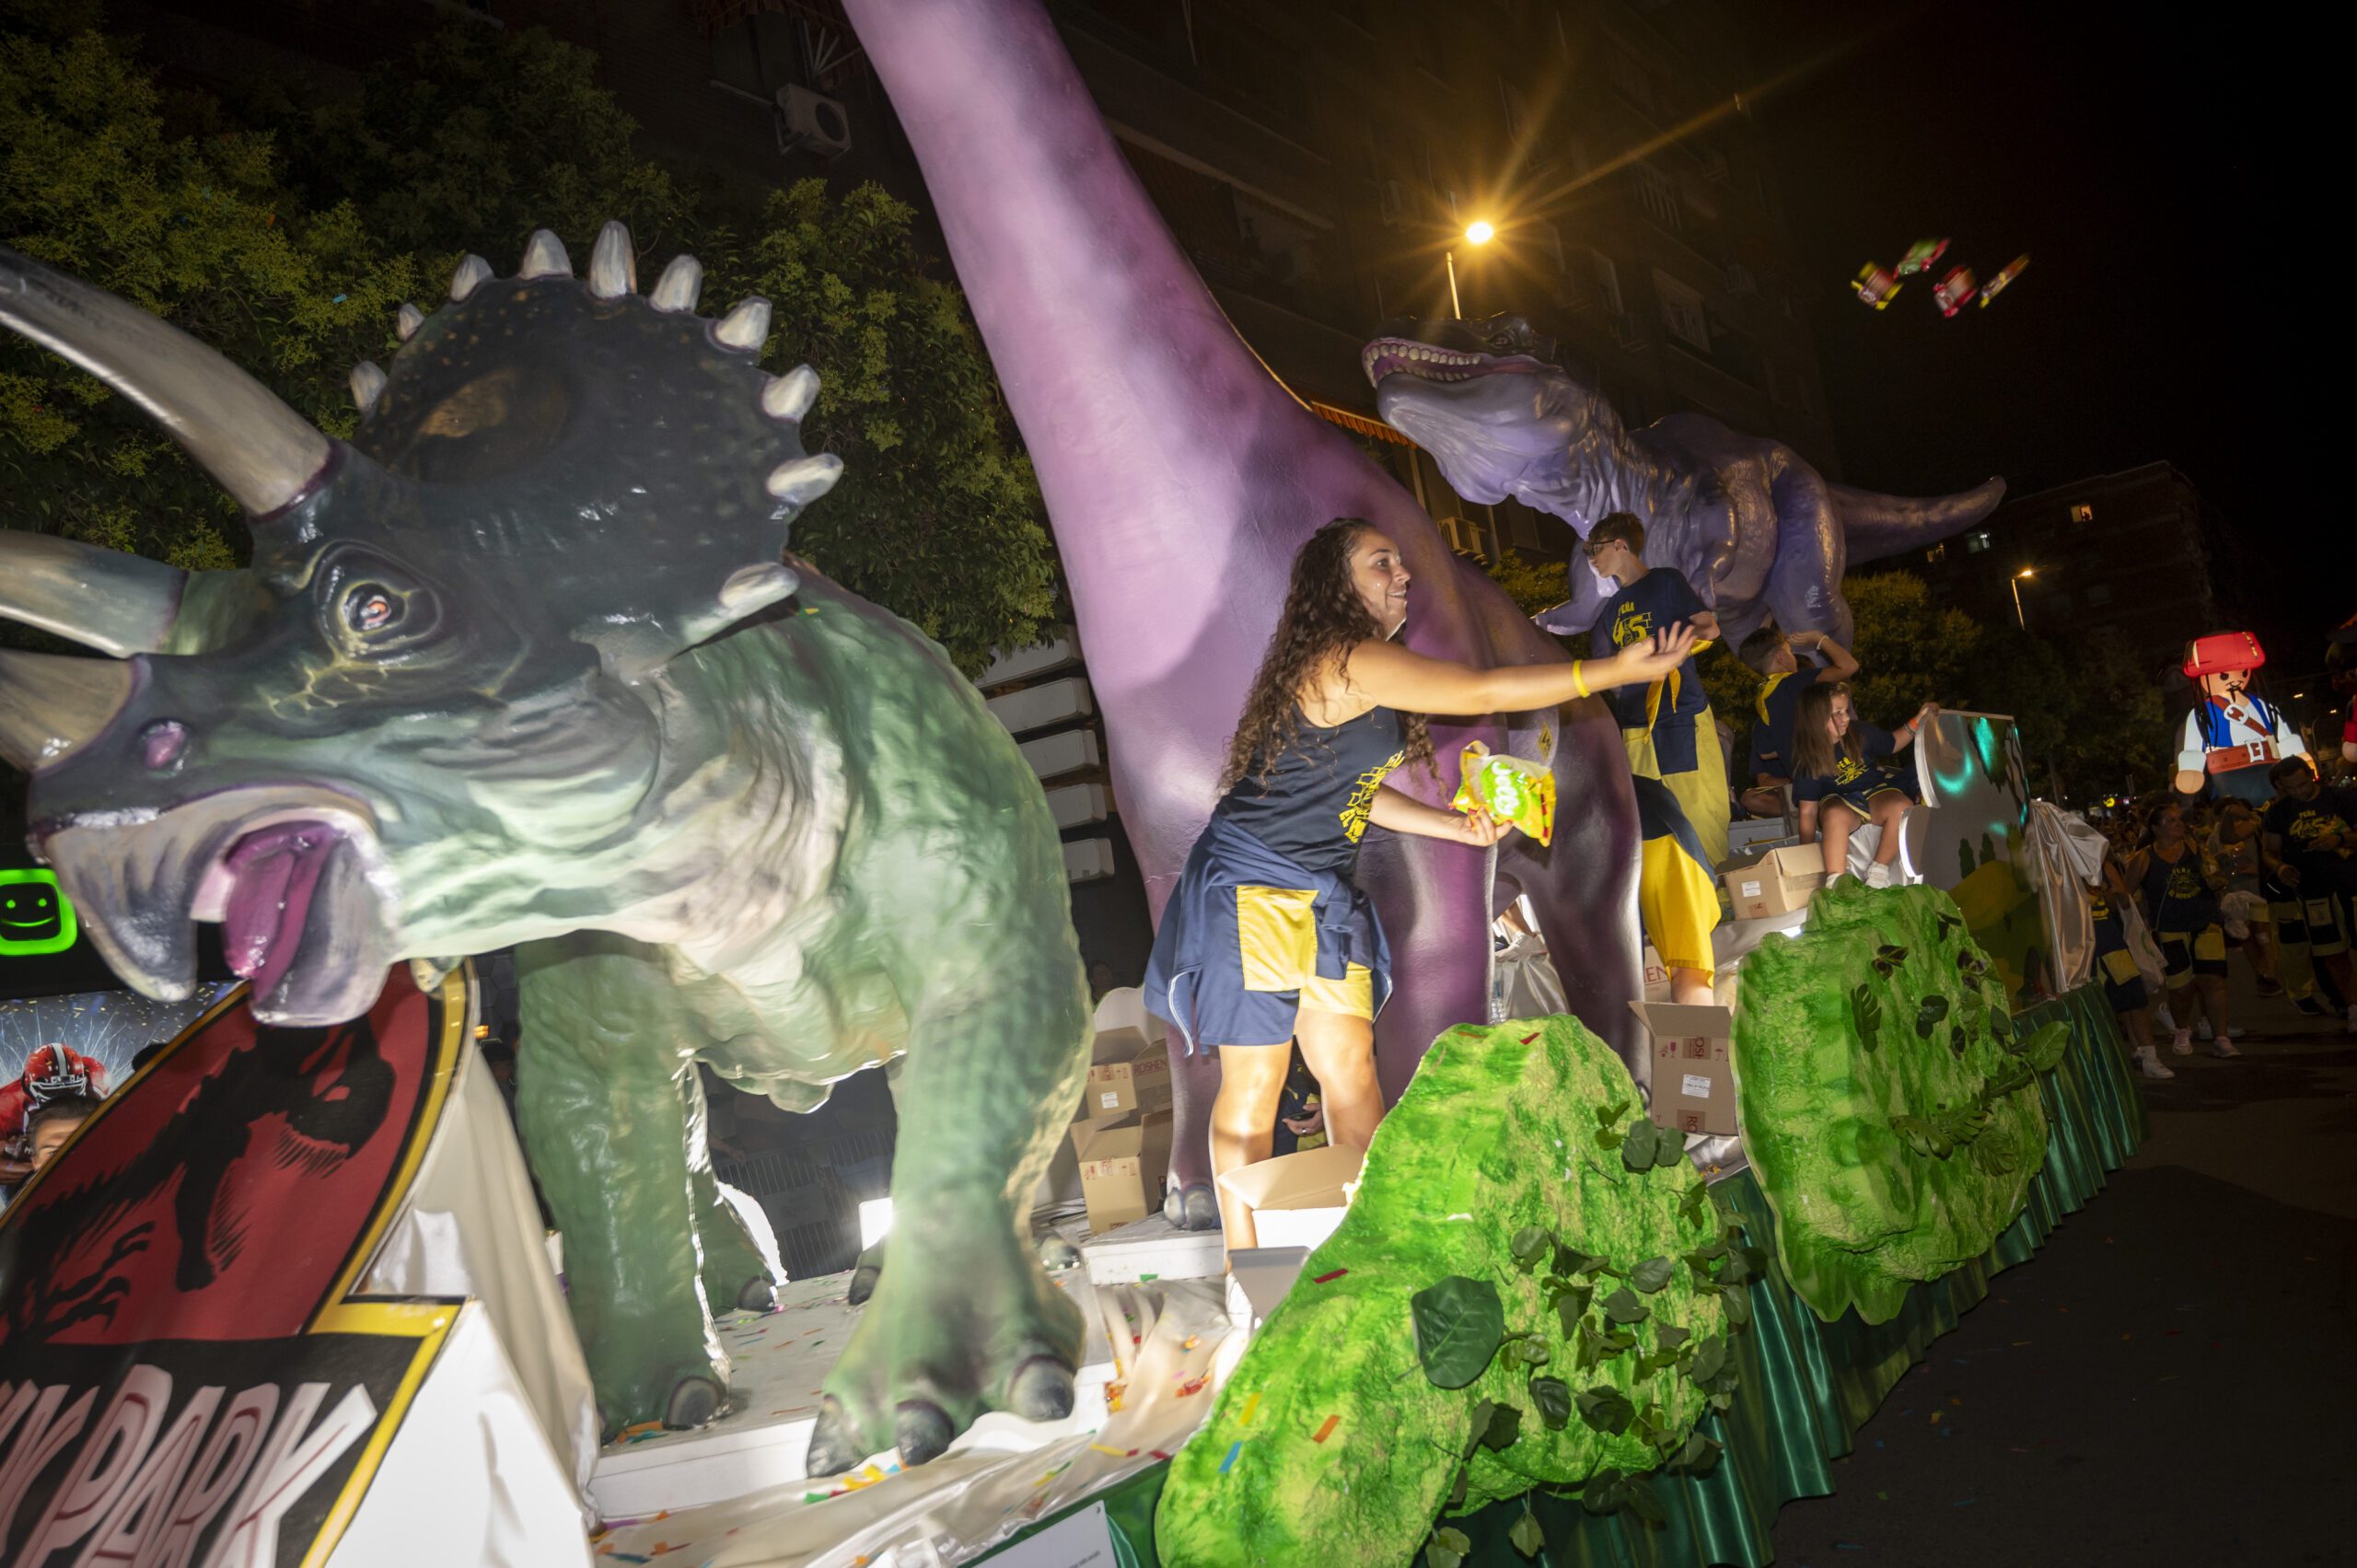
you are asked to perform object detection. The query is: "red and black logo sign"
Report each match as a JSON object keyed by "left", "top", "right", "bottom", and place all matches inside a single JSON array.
[{"left": 0, "top": 970, "right": 467, "bottom": 1567}]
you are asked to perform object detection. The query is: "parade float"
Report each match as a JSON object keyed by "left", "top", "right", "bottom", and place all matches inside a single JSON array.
[{"left": 0, "top": 0, "right": 2147, "bottom": 1562}]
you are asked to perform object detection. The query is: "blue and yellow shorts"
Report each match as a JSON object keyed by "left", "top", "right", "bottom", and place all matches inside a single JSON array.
[
  {"left": 1234, "top": 884, "right": 1376, "bottom": 1023},
  {"left": 2156, "top": 924, "right": 2228, "bottom": 989}
]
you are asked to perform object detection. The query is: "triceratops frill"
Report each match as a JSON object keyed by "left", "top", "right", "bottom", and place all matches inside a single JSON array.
[{"left": 0, "top": 226, "right": 1094, "bottom": 1466}]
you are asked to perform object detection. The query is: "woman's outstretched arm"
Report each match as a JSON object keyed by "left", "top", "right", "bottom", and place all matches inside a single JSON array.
[
  {"left": 1341, "top": 627, "right": 1698, "bottom": 718},
  {"left": 1367, "top": 785, "right": 1505, "bottom": 846}
]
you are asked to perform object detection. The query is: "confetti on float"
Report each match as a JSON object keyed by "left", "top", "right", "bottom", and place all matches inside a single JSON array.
[
  {"left": 1312, "top": 1268, "right": 1348, "bottom": 1284},
  {"left": 1311, "top": 1414, "right": 1341, "bottom": 1444}
]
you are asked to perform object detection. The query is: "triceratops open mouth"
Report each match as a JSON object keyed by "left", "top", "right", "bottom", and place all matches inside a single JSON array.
[{"left": 38, "top": 787, "right": 401, "bottom": 1027}]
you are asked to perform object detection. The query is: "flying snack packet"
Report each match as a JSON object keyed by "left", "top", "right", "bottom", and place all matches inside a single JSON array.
[
  {"left": 1452, "top": 740, "right": 1555, "bottom": 845},
  {"left": 1852, "top": 261, "right": 1901, "bottom": 309},
  {"left": 1895, "top": 237, "right": 1950, "bottom": 276},
  {"left": 1932, "top": 263, "right": 1978, "bottom": 318},
  {"left": 1979, "top": 252, "right": 2029, "bottom": 308}
]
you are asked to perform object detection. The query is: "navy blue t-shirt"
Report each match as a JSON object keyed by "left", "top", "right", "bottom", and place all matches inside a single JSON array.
[
  {"left": 1747, "top": 667, "right": 1823, "bottom": 783},
  {"left": 1588, "top": 569, "right": 1709, "bottom": 772},
  {"left": 1792, "top": 720, "right": 1916, "bottom": 807}
]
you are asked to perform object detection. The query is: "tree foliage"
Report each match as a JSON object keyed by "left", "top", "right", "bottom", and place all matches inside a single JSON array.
[
  {"left": 1483, "top": 549, "right": 1572, "bottom": 620},
  {"left": 0, "top": 10, "right": 1053, "bottom": 674}
]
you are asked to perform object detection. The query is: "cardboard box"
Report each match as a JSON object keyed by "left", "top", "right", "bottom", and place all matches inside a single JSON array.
[
  {"left": 1213, "top": 1143, "right": 1364, "bottom": 1251},
  {"left": 1072, "top": 989, "right": 1174, "bottom": 1120},
  {"left": 1640, "top": 943, "right": 1673, "bottom": 1005},
  {"left": 1722, "top": 844, "right": 1823, "bottom": 922},
  {"left": 1072, "top": 1111, "right": 1175, "bottom": 1234},
  {"left": 1629, "top": 1001, "right": 1737, "bottom": 1136}
]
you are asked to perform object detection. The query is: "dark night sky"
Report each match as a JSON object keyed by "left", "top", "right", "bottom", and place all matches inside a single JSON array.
[{"left": 1735, "top": 4, "right": 2335, "bottom": 657}]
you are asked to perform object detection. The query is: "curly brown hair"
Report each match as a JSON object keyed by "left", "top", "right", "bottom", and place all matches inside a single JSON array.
[{"left": 1218, "top": 518, "right": 1434, "bottom": 794}]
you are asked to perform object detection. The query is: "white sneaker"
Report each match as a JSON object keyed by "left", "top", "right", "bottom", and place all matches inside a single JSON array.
[
  {"left": 2133, "top": 1045, "right": 2177, "bottom": 1080},
  {"left": 2210, "top": 1038, "right": 2241, "bottom": 1059},
  {"left": 2192, "top": 1019, "right": 2243, "bottom": 1042},
  {"left": 2170, "top": 1028, "right": 2193, "bottom": 1056},
  {"left": 1864, "top": 862, "right": 1895, "bottom": 889}
]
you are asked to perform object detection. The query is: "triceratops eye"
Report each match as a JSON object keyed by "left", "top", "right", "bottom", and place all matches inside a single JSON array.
[{"left": 344, "top": 585, "right": 400, "bottom": 633}]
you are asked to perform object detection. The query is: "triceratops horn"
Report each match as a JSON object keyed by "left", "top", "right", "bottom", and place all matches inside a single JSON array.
[
  {"left": 0, "top": 531, "right": 187, "bottom": 656},
  {"left": 761, "top": 365, "right": 819, "bottom": 422},
  {"left": 0, "top": 245, "right": 331, "bottom": 516},
  {"left": 650, "top": 255, "right": 702, "bottom": 312},
  {"left": 350, "top": 361, "right": 387, "bottom": 414},
  {"left": 588, "top": 221, "right": 636, "bottom": 298},
  {"left": 395, "top": 304, "right": 424, "bottom": 341},
  {"left": 0, "top": 647, "right": 134, "bottom": 772},
  {"left": 519, "top": 229, "right": 571, "bottom": 279},
  {"left": 766, "top": 453, "right": 842, "bottom": 505}
]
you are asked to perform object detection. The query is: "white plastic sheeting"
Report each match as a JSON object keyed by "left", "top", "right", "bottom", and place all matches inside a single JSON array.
[{"left": 2026, "top": 800, "right": 2106, "bottom": 993}]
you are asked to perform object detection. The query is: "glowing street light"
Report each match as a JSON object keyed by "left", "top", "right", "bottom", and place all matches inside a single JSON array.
[
  {"left": 1446, "top": 219, "right": 1497, "bottom": 319},
  {"left": 2010, "top": 567, "right": 2034, "bottom": 630}
]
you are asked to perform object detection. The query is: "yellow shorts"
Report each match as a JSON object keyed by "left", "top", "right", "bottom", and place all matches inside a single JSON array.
[
  {"left": 1639, "top": 832, "right": 1721, "bottom": 974},
  {"left": 1236, "top": 883, "right": 1375, "bottom": 1020}
]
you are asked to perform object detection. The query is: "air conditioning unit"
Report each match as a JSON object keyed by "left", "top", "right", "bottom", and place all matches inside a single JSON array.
[
  {"left": 775, "top": 84, "right": 852, "bottom": 158},
  {"left": 1377, "top": 180, "right": 1411, "bottom": 227}
]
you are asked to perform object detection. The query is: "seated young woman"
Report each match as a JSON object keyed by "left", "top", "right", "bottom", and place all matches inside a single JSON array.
[
  {"left": 1144, "top": 517, "right": 1694, "bottom": 1249},
  {"left": 1790, "top": 681, "right": 1936, "bottom": 889}
]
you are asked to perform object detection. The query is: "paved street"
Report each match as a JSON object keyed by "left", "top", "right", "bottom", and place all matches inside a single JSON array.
[{"left": 1763, "top": 977, "right": 2357, "bottom": 1567}]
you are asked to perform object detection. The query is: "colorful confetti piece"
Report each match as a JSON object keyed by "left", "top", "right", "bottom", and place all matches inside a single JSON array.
[
  {"left": 1312, "top": 1414, "right": 1341, "bottom": 1444},
  {"left": 1219, "top": 1440, "right": 1244, "bottom": 1474},
  {"left": 1090, "top": 1443, "right": 1129, "bottom": 1458},
  {"left": 1312, "top": 1269, "right": 1348, "bottom": 1284},
  {"left": 1240, "top": 1391, "right": 1262, "bottom": 1426}
]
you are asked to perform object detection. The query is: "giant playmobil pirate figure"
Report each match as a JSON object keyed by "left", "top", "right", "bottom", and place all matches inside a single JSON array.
[{"left": 2177, "top": 632, "right": 2307, "bottom": 804}]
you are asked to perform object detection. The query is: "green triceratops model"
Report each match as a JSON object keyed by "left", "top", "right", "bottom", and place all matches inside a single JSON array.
[{"left": 0, "top": 224, "right": 1091, "bottom": 1471}]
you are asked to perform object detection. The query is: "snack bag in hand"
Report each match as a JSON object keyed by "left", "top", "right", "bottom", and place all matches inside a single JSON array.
[{"left": 1451, "top": 740, "right": 1555, "bottom": 846}]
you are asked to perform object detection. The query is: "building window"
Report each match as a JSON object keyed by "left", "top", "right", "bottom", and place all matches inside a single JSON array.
[
  {"left": 1632, "top": 165, "right": 1680, "bottom": 231},
  {"left": 1924, "top": 542, "right": 1947, "bottom": 564},
  {"left": 1654, "top": 270, "right": 1708, "bottom": 351},
  {"left": 2070, "top": 504, "right": 2095, "bottom": 523},
  {"left": 1964, "top": 530, "right": 1991, "bottom": 554},
  {"left": 1607, "top": 45, "right": 1654, "bottom": 115},
  {"left": 1589, "top": 250, "right": 1622, "bottom": 315}
]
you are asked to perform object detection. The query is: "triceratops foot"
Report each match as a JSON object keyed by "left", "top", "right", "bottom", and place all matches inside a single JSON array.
[
  {"left": 809, "top": 1214, "right": 1085, "bottom": 1473},
  {"left": 665, "top": 1373, "right": 727, "bottom": 1429},
  {"left": 593, "top": 1354, "right": 737, "bottom": 1440},
  {"left": 846, "top": 1239, "right": 886, "bottom": 1306},
  {"left": 733, "top": 1275, "right": 779, "bottom": 1312},
  {"left": 1164, "top": 1181, "right": 1220, "bottom": 1231}
]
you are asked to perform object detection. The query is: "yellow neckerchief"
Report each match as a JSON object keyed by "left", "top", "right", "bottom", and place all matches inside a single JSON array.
[{"left": 1754, "top": 671, "right": 1792, "bottom": 726}]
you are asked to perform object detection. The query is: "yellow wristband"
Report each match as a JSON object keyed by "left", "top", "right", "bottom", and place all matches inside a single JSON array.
[{"left": 1572, "top": 660, "right": 1589, "bottom": 700}]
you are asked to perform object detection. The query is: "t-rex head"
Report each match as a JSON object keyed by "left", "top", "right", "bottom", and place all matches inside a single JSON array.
[
  {"left": 1363, "top": 314, "right": 1597, "bottom": 505},
  {"left": 0, "top": 224, "right": 842, "bottom": 1025}
]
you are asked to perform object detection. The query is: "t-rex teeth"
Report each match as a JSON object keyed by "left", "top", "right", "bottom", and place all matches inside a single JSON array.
[
  {"left": 763, "top": 366, "right": 820, "bottom": 422},
  {"left": 349, "top": 361, "right": 386, "bottom": 413},
  {"left": 519, "top": 228, "right": 572, "bottom": 279},
  {"left": 395, "top": 304, "right": 424, "bottom": 341},
  {"left": 714, "top": 298, "right": 772, "bottom": 351},
  {"left": 588, "top": 221, "right": 638, "bottom": 298},
  {"left": 650, "top": 255, "right": 703, "bottom": 313},
  {"left": 449, "top": 254, "right": 493, "bottom": 302},
  {"left": 766, "top": 452, "right": 843, "bottom": 505},
  {"left": 717, "top": 561, "right": 801, "bottom": 613}
]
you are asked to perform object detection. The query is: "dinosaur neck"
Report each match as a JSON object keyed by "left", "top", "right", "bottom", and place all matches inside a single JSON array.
[
  {"left": 1517, "top": 419, "right": 1691, "bottom": 531},
  {"left": 845, "top": 0, "right": 1321, "bottom": 645}
]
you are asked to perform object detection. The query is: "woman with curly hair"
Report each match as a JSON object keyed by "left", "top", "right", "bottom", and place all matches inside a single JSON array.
[{"left": 1144, "top": 517, "right": 1695, "bottom": 1247}]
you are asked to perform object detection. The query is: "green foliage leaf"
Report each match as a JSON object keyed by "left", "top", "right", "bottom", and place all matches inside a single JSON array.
[
  {"left": 1528, "top": 1376, "right": 1573, "bottom": 1430},
  {"left": 1875, "top": 943, "right": 1909, "bottom": 965},
  {"left": 1914, "top": 993, "right": 1951, "bottom": 1038},
  {"left": 1653, "top": 1322, "right": 1691, "bottom": 1351},
  {"left": 1596, "top": 1098, "right": 1631, "bottom": 1128},
  {"left": 1602, "top": 1286, "right": 1650, "bottom": 1326},
  {"left": 1653, "top": 1127, "right": 1690, "bottom": 1169},
  {"left": 1552, "top": 1242, "right": 1609, "bottom": 1278},
  {"left": 2020, "top": 1020, "right": 2070, "bottom": 1071},
  {"left": 1689, "top": 1335, "right": 1730, "bottom": 1388},
  {"left": 1574, "top": 1386, "right": 1635, "bottom": 1434},
  {"left": 1479, "top": 1402, "right": 1524, "bottom": 1450},
  {"left": 1508, "top": 1510, "right": 1545, "bottom": 1558},
  {"left": 1669, "top": 1431, "right": 1724, "bottom": 1474},
  {"left": 1850, "top": 983, "right": 1884, "bottom": 1051},
  {"left": 1619, "top": 1119, "right": 1661, "bottom": 1170},
  {"left": 1509, "top": 1225, "right": 1551, "bottom": 1272},
  {"left": 1722, "top": 1287, "right": 1753, "bottom": 1330},
  {"left": 1631, "top": 1256, "right": 1676, "bottom": 1294},
  {"left": 1427, "top": 1525, "right": 1470, "bottom": 1568},
  {"left": 1411, "top": 1276, "right": 1505, "bottom": 1388},
  {"left": 1515, "top": 1338, "right": 1551, "bottom": 1366},
  {"left": 1553, "top": 1283, "right": 1594, "bottom": 1338}
]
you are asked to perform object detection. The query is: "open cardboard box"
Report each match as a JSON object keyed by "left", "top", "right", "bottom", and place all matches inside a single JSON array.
[
  {"left": 1628, "top": 1000, "right": 1738, "bottom": 1136},
  {"left": 1213, "top": 1142, "right": 1364, "bottom": 1251},
  {"left": 1722, "top": 843, "right": 1822, "bottom": 923},
  {"left": 1074, "top": 987, "right": 1175, "bottom": 1121},
  {"left": 1071, "top": 1110, "right": 1175, "bottom": 1234}
]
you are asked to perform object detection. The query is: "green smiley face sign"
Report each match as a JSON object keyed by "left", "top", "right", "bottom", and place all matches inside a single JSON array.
[{"left": 0, "top": 868, "right": 78, "bottom": 955}]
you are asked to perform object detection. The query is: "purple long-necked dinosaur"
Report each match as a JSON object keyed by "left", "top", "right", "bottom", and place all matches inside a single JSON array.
[{"left": 847, "top": 0, "right": 1651, "bottom": 1221}]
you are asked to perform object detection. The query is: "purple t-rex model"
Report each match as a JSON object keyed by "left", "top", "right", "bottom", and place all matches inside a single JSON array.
[
  {"left": 847, "top": 0, "right": 1647, "bottom": 1219},
  {"left": 1367, "top": 316, "right": 2004, "bottom": 645}
]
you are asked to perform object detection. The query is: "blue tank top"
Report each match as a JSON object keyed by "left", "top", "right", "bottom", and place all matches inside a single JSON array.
[{"left": 1213, "top": 706, "right": 1408, "bottom": 876}]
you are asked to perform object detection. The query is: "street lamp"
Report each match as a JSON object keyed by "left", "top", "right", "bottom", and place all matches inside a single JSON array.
[
  {"left": 2009, "top": 567, "right": 2034, "bottom": 630},
  {"left": 1446, "top": 219, "right": 1495, "bottom": 320}
]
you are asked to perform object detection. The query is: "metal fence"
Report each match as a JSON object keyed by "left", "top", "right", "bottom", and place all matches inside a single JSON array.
[{"left": 714, "top": 1128, "right": 895, "bottom": 1282}]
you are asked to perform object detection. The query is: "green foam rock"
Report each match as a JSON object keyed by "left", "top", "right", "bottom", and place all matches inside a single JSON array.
[
  {"left": 1155, "top": 1015, "right": 1726, "bottom": 1568},
  {"left": 1733, "top": 881, "right": 2049, "bottom": 1324}
]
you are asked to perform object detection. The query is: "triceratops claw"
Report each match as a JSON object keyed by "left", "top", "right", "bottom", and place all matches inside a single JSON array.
[
  {"left": 1165, "top": 1181, "right": 1220, "bottom": 1232},
  {"left": 1007, "top": 1355, "right": 1076, "bottom": 1423},
  {"left": 663, "top": 1373, "right": 726, "bottom": 1430},
  {"left": 735, "top": 1275, "right": 778, "bottom": 1312},
  {"left": 893, "top": 1400, "right": 956, "bottom": 1467},
  {"left": 806, "top": 1399, "right": 862, "bottom": 1476}
]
